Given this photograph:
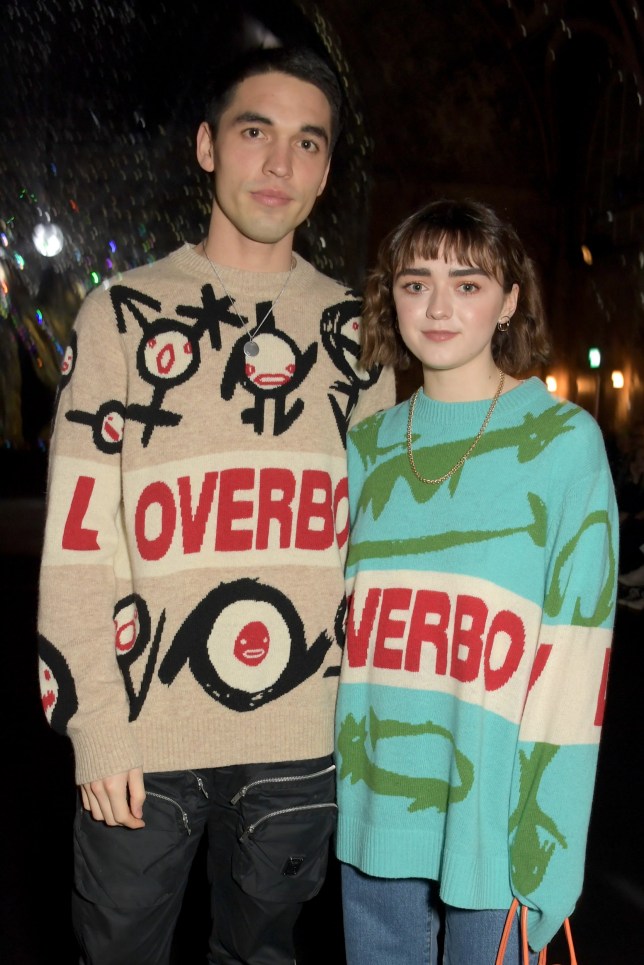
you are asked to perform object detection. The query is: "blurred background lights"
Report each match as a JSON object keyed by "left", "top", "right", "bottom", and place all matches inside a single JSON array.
[
  {"left": 581, "top": 244, "right": 593, "bottom": 265},
  {"left": 588, "top": 347, "right": 601, "bottom": 368},
  {"left": 545, "top": 375, "right": 558, "bottom": 392},
  {"left": 611, "top": 370, "right": 625, "bottom": 388},
  {"left": 33, "top": 222, "right": 64, "bottom": 257}
]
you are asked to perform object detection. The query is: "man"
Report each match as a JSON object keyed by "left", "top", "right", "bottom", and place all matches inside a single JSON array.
[{"left": 38, "top": 45, "right": 394, "bottom": 965}]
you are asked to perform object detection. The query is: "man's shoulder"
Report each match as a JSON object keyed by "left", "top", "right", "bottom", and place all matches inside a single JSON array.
[
  {"left": 296, "top": 255, "right": 360, "bottom": 302},
  {"left": 72, "top": 247, "right": 188, "bottom": 329},
  {"left": 108, "top": 246, "right": 185, "bottom": 290}
]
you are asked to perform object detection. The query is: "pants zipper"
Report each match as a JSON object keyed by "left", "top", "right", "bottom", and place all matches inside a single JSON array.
[
  {"left": 239, "top": 802, "right": 338, "bottom": 842},
  {"left": 231, "top": 763, "right": 335, "bottom": 805},
  {"left": 146, "top": 790, "right": 191, "bottom": 834},
  {"left": 188, "top": 770, "right": 209, "bottom": 798}
]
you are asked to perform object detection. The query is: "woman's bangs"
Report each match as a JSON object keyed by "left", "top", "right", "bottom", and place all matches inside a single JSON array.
[{"left": 394, "top": 227, "right": 502, "bottom": 281}]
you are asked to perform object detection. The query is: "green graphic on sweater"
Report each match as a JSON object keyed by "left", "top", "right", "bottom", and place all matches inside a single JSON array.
[
  {"left": 337, "top": 707, "right": 474, "bottom": 813},
  {"left": 347, "top": 491, "right": 547, "bottom": 566},
  {"left": 353, "top": 402, "right": 578, "bottom": 519},
  {"left": 544, "top": 509, "right": 616, "bottom": 626},
  {"left": 509, "top": 743, "right": 567, "bottom": 895}
]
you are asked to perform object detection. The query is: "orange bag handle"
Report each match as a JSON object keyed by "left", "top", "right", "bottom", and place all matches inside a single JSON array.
[{"left": 495, "top": 898, "right": 578, "bottom": 965}]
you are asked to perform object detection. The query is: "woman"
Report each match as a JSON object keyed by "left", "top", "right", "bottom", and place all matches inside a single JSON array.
[{"left": 335, "top": 199, "right": 618, "bottom": 964}]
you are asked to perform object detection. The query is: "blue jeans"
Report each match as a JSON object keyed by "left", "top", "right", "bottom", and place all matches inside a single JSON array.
[{"left": 341, "top": 864, "right": 538, "bottom": 965}]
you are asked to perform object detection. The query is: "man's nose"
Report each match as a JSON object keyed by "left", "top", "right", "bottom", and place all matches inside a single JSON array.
[{"left": 263, "top": 140, "right": 293, "bottom": 178}]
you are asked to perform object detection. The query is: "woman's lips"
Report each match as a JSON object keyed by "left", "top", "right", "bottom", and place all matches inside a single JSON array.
[{"left": 423, "top": 330, "right": 458, "bottom": 341}]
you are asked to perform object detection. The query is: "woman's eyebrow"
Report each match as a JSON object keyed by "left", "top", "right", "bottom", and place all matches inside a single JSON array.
[
  {"left": 448, "top": 267, "right": 489, "bottom": 278},
  {"left": 395, "top": 266, "right": 490, "bottom": 279},
  {"left": 396, "top": 266, "right": 432, "bottom": 279}
]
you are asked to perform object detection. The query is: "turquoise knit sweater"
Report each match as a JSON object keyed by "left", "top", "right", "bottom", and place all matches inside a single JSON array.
[{"left": 335, "top": 377, "right": 618, "bottom": 951}]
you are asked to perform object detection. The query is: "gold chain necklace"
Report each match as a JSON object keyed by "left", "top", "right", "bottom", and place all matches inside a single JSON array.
[
  {"left": 406, "top": 371, "right": 506, "bottom": 485},
  {"left": 201, "top": 241, "right": 295, "bottom": 358}
]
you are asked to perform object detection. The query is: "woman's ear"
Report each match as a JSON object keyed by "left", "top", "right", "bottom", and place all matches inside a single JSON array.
[{"left": 504, "top": 282, "right": 519, "bottom": 318}]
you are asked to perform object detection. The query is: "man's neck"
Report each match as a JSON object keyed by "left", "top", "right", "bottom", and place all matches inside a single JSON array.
[{"left": 201, "top": 209, "right": 295, "bottom": 273}]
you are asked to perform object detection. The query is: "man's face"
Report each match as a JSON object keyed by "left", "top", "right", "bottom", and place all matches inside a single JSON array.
[{"left": 197, "top": 71, "right": 332, "bottom": 249}]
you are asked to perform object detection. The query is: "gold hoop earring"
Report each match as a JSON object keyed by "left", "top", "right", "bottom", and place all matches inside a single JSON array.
[{"left": 497, "top": 315, "right": 511, "bottom": 333}]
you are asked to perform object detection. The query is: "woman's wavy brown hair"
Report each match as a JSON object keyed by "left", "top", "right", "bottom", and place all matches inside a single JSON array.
[{"left": 361, "top": 198, "right": 550, "bottom": 375}]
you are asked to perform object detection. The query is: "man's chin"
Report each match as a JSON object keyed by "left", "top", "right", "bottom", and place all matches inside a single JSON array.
[{"left": 241, "top": 223, "right": 297, "bottom": 247}]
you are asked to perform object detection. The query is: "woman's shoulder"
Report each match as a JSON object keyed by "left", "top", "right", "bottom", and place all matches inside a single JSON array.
[{"left": 349, "top": 398, "right": 407, "bottom": 439}]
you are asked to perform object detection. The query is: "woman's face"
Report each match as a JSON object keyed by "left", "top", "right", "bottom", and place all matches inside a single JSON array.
[{"left": 392, "top": 250, "right": 518, "bottom": 380}]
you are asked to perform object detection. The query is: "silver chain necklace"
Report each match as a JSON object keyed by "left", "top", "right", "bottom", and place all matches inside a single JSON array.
[
  {"left": 201, "top": 240, "right": 295, "bottom": 357},
  {"left": 406, "top": 370, "right": 505, "bottom": 485}
]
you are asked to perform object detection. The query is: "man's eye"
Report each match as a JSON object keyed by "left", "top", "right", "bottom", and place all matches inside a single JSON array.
[
  {"left": 244, "top": 128, "right": 263, "bottom": 138},
  {"left": 300, "top": 139, "right": 319, "bottom": 152}
]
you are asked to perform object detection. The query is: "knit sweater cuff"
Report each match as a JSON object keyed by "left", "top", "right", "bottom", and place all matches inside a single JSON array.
[
  {"left": 70, "top": 725, "right": 142, "bottom": 786},
  {"left": 527, "top": 903, "right": 576, "bottom": 953}
]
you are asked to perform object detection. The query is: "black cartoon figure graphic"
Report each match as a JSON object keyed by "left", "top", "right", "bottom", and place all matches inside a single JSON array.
[
  {"left": 158, "top": 578, "right": 338, "bottom": 710},
  {"left": 59, "top": 330, "right": 77, "bottom": 388},
  {"left": 175, "top": 283, "right": 247, "bottom": 352},
  {"left": 64, "top": 283, "right": 248, "bottom": 450},
  {"left": 221, "top": 302, "right": 317, "bottom": 435},
  {"left": 66, "top": 400, "right": 127, "bottom": 455},
  {"left": 321, "top": 295, "right": 382, "bottom": 443},
  {"left": 51, "top": 329, "right": 78, "bottom": 430},
  {"left": 38, "top": 635, "right": 79, "bottom": 734},
  {"left": 113, "top": 594, "right": 166, "bottom": 721}
]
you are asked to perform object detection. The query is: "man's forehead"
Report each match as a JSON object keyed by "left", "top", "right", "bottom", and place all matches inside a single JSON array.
[{"left": 225, "top": 71, "right": 331, "bottom": 123}]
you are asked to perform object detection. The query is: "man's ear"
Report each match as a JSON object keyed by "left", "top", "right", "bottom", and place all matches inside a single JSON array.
[{"left": 196, "top": 122, "right": 215, "bottom": 174}]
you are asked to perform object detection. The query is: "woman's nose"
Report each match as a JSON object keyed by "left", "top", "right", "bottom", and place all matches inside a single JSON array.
[{"left": 426, "top": 288, "right": 452, "bottom": 319}]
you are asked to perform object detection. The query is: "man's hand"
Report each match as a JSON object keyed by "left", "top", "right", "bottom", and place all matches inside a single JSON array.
[{"left": 80, "top": 767, "right": 146, "bottom": 829}]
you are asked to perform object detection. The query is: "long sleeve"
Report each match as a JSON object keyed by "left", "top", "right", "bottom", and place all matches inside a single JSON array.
[
  {"left": 39, "top": 244, "right": 388, "bottom": 788},
  {"left": 38, "top": 292, "right": 140, "bottom": 784},
  {"left": 509, "top": 431, "right": 618, "bottom": 950},
  {"left": 336, "top": 379, "right": 619, "bottom": 945}
]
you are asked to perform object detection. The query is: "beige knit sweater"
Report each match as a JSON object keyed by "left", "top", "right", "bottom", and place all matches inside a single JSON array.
[{"left": 38, "top": 243, "right": 395, "bottom": 784}]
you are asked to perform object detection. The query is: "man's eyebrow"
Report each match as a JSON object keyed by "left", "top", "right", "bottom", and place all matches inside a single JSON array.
[
  {"left": 233, "top": 111, "right": 273, "bottom": 126},
  {"left": 231, "top": 112, "right": 329, "bottom": 145},
  {"left": 300, "top": 124, "right": 329, "bottom": 145}
]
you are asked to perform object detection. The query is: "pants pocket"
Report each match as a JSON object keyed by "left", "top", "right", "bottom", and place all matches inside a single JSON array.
[
  {"left": 231, "top": 759, "right": 338, "bottom": 902},
  {"left": 73, "top": 775, "right": 197, "bottom": 910}
]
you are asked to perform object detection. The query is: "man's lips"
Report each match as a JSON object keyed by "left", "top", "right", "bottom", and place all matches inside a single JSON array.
[{"left": 250, "top": 189, "right": 293, "bottom": 207}]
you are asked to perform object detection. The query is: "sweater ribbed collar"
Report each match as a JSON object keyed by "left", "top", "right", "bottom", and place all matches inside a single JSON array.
[
  {"left": 169, "top": 242, "right": 310, "bottom": 299},
  {"left": 409, "top": 377, "right": 547, "bottom": 430}
]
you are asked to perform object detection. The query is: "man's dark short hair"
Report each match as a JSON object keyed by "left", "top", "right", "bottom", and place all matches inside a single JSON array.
[{"left": 205, "top": 45, "right": 344, "bottom": 152}]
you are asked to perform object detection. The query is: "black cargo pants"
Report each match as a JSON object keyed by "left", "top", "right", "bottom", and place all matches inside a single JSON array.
[{"left": 72, "top": 755, "right": 337, "bottom": 965}]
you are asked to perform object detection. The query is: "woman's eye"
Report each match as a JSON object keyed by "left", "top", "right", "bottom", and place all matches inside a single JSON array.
[
  {"left": 405, "top": 282, "right": 425, "bottom": 293},
  {"left": 459, "top": 282, "right": 479, "bottom": 294}
]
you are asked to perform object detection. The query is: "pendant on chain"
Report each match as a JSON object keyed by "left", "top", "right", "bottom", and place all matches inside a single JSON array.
[{"left": 201, "top": 241, "right": 295, "bottom": 364}]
